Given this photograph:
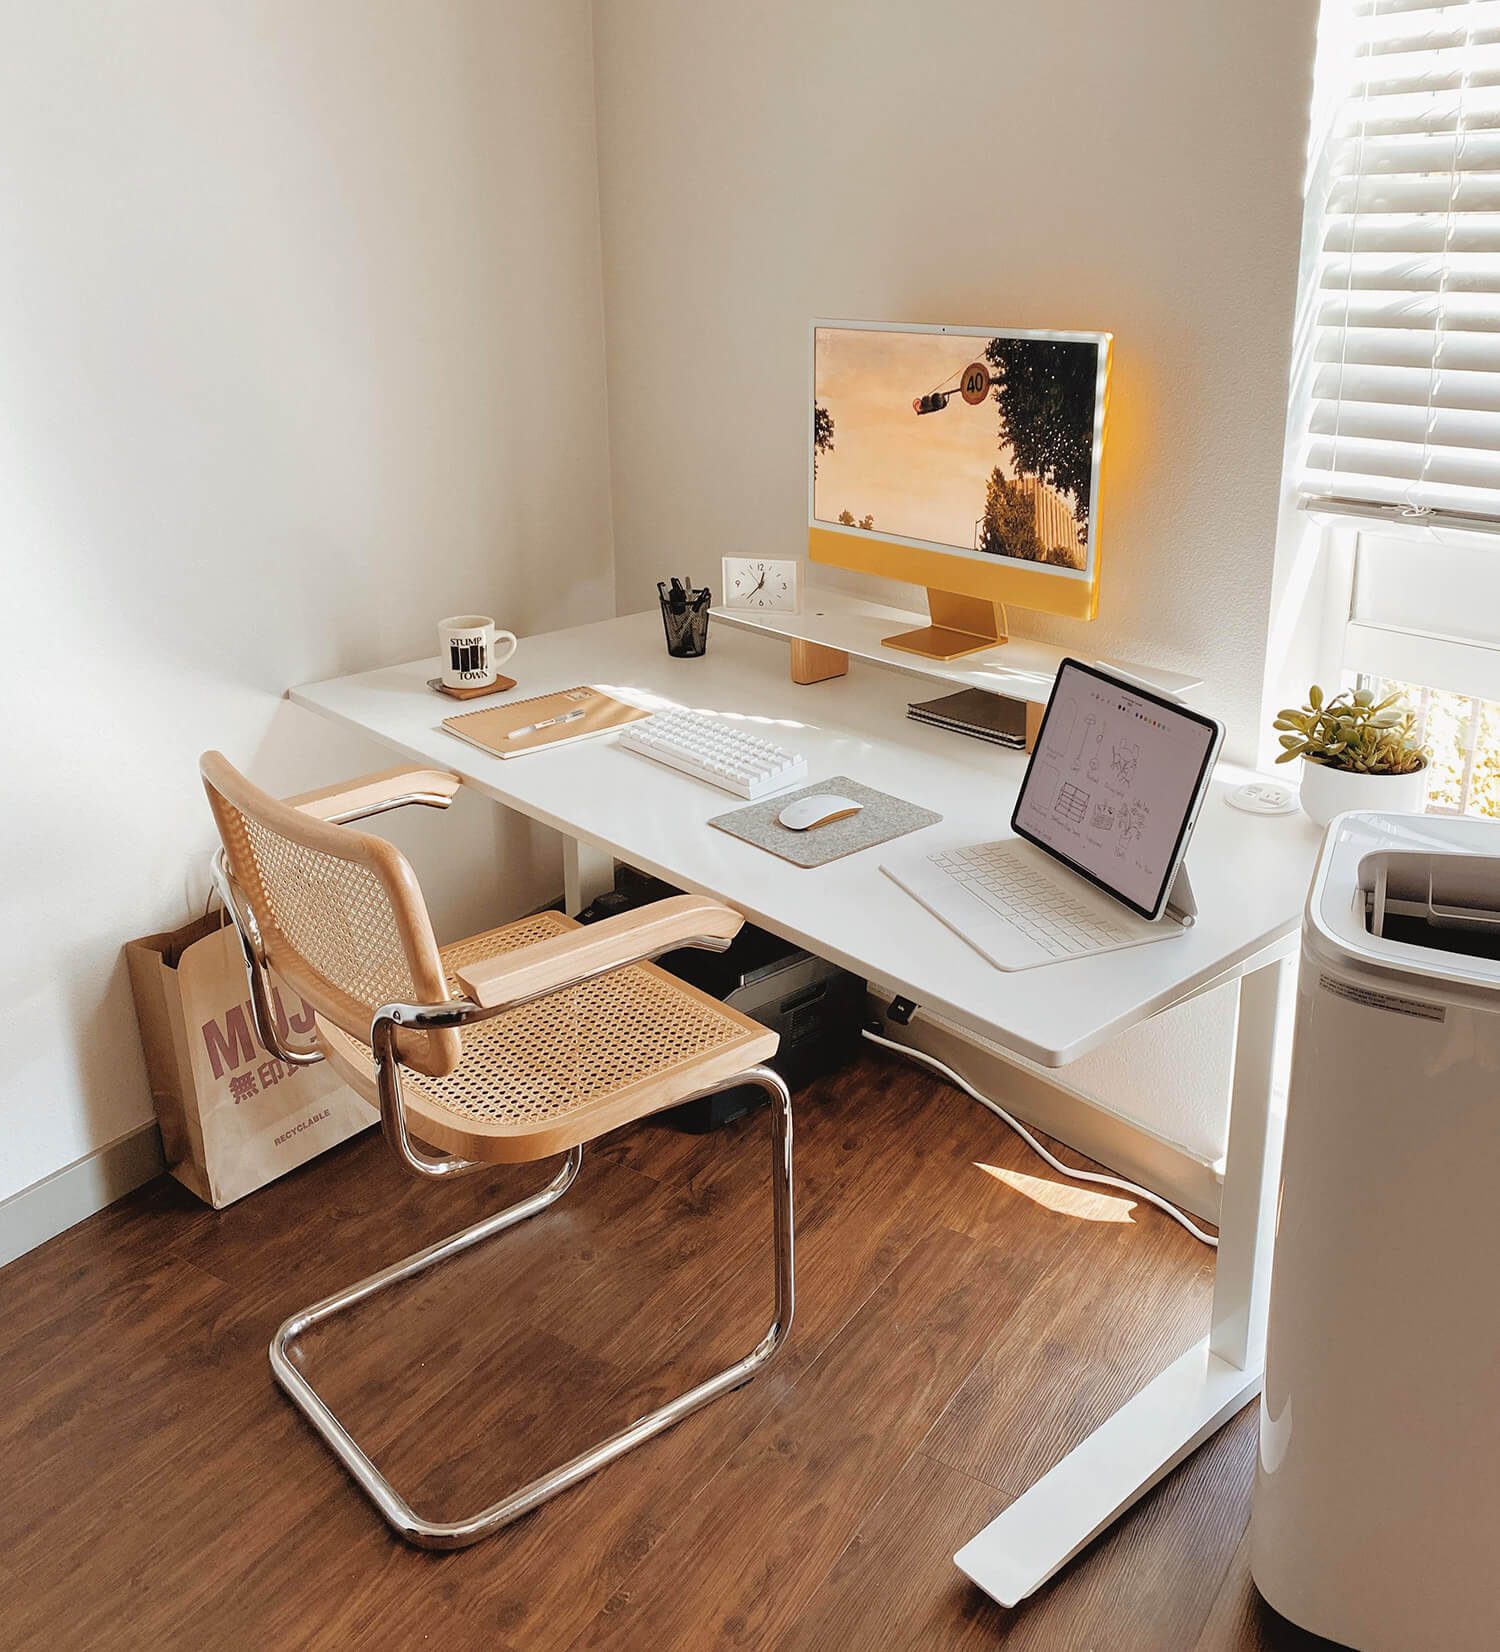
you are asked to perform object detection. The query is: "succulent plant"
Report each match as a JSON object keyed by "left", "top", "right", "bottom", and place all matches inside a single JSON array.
[{"left": 1273, "top": 685, "right": 1427, "bottom": 775}]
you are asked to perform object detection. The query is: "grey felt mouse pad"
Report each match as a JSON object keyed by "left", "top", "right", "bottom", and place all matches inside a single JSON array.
[{"left": 708, "top": 775, "right": 942, "bottom": 868}]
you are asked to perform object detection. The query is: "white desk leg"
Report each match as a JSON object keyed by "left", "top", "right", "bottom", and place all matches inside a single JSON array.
[
  {"left": 953, "top": 952, "right": 1292, "bottom": 1609},
  {"left": 1208, "top": 953, "right": 1291, "bottom": 1371},
  {"left": 562, "top": 837, "right": 615, "bottom": 916}
]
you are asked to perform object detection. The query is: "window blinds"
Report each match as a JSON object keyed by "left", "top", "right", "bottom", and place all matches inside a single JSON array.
[{"left": 1304, "top": 0, "right": 1500, "bottom": 521}]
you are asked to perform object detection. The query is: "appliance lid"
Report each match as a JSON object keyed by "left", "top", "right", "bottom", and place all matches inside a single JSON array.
[{"left": 1310, "top": 810, "right": 1500, "bottom": 991}]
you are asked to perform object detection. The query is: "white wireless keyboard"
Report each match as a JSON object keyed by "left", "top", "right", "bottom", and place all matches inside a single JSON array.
[
  {"left": 927, "top": 840, "right": 1133, "bottom": 957},
  {"left": 618, "top": 709, "right": 809, "bottom": 799}
]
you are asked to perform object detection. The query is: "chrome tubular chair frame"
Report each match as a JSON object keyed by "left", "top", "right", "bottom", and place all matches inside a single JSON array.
[
  {"left": 269, "top": 1058, "right": 793, "bottom": 1550},
  {"left": 211, "top": 851, "right": 326, "bottom": 1069},
  {"left": 213, "top": 825, "right": 792, "bottom": 1551}
]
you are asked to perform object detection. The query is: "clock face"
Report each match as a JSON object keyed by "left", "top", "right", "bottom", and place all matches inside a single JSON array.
[{"left": 722, "top": 557, "right": 800, "bottom": 612}]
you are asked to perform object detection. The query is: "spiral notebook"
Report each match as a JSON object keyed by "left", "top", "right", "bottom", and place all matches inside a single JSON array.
[
  {"left": 441, "top": 686, "right": 649, "bottom": 758},
  {"left": 906, "top": 687, "right": 1029, "bottom": 748}
]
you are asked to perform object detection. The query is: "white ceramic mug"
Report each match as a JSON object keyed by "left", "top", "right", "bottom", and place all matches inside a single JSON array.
[{"left": 439, "top": 614, "right": 518, "bottom": 690}]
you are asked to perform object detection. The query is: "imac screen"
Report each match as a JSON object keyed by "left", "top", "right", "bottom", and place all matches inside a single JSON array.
[{"left": 812, "top": 322, "right": 1106, "bottom": 578}]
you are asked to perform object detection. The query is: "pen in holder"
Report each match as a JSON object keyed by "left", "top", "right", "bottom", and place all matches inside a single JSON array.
[{"left": 658, "top": 577, "right": 711, "bottom": 658}]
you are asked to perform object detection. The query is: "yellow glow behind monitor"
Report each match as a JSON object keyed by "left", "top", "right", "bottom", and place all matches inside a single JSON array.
[{"left": 809, "top": 319, "right": 1110, "bottom": 657}]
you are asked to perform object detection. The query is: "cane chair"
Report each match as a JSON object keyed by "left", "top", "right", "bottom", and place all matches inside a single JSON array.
[{"left": 200, "top": 751, "right": 793, "bottom": 1550}]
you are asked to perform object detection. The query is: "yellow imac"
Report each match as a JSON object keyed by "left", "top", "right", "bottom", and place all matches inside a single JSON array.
[{"left": 809, "top": 319, "right": 1110, "bottom": 659}]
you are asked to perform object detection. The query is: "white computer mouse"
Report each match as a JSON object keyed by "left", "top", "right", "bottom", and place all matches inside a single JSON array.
[{"left": 777, "top": 793, "right": 863, "bottom": 831}]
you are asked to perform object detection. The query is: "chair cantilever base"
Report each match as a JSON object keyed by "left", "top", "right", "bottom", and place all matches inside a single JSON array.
[{"left": 268, "top": 1067, "right": 794, "bottom": 1551}]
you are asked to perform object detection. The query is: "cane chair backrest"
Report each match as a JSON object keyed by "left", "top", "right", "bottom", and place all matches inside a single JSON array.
[{"left": 200, "top": 751, "right": 460, "bottom": 1077}]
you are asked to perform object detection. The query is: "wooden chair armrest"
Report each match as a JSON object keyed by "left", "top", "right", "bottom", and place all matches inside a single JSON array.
[
  {"left": 287, "top": 765, "right": 463, "bottom": 823},
  {"left": 454, "top": 895, "right": 744, "bottom": 1010}
]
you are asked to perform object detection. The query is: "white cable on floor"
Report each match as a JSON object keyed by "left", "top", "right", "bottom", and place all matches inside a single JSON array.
[{"left": 861, "top": 1024, "right": 1219, "bottom": 1249}]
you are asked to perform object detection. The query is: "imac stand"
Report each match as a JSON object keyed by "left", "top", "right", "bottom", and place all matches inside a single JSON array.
[{"left": 882, "top": 589, "right": 1009, "bottom": 661}]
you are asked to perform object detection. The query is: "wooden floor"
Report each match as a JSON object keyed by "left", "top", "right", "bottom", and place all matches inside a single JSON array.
[{"left": 0, "top": 1051, "right": 1341, "bottom": 1651}]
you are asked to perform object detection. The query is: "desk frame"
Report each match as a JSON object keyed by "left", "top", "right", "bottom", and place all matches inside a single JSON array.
[
  {"left": 954, "top": 947, "right": 1290, "bottom": 1605},
  {"left": 562, "top": 838, "right": 618, "bottom": 916}
]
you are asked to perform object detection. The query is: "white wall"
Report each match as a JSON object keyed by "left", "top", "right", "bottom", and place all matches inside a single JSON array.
[
  {"left": 588, "top": 0, "right": 1316, "bottom": 1161},
  {"left": 0, "top": 0, "right": 1319, "bottom": 1208},
  {"left": 0, "top": 1, "right": 613, "bottom": 1202},
  {"left": 591, "top": 0, "right": 1317, "bottom": 765}
]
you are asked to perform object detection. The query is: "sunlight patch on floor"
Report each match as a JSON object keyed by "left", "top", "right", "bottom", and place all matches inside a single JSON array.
[{"left": 976, "top": 1162, "right": 1137, "bottom": 1224}]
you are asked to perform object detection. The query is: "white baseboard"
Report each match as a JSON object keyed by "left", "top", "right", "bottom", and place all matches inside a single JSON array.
[
  {"left": 0, "top": 1121, "right": 166, "bottom": 1271},
  {"left": 866, "top": 991, "right": 1222, "bottom": 1227}
]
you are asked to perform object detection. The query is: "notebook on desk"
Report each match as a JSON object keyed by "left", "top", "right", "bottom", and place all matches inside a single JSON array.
[
  {"left": 907, "top": 687, "right": 1030, "bottom": 748},
  {"left": 441, "top": 686, "right": 649, "bottom": 758}
]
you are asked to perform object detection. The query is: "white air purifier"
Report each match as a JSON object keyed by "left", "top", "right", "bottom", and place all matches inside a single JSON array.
[{"left": 1251, "top": 810, "right": 1500, "bottom": 1651}]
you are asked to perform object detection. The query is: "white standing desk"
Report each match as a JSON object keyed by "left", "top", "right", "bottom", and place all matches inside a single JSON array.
[{"left": 290, "top": 609, "right": 1323, "bottom": 1608}]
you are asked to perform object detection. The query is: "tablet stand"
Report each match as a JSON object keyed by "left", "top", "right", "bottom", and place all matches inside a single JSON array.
[{"left": 1165, "top": 860, "right": 1198, "bottom": 927}]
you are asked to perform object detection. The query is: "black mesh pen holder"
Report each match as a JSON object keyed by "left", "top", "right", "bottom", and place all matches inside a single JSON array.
[{"left": 658, "top": 581, "right": 711, "bottom": 657}]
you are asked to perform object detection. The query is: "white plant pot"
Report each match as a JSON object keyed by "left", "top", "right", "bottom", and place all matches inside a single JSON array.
[{"left": 1297, "top": 757, "right": 1428, "bottom": 828}]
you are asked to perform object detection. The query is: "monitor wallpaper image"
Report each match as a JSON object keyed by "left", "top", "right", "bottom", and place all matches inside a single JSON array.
[{"left": 812, "top": 326, "right": 1103, "bottom": 573}]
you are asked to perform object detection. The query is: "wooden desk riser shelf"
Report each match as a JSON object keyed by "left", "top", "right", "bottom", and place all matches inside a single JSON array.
[{"left": 716, "top": 585, "right": 1197, "bottom": 753}]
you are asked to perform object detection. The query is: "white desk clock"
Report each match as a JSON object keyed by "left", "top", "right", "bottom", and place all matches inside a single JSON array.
[{"left": 721, "top": 556, "right": 801, "bottom": 613}]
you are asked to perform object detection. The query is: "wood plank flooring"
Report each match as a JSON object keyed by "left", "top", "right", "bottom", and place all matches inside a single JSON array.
[{"left": 0, "top": 1052, "right": 1340, "bottom": 1650}]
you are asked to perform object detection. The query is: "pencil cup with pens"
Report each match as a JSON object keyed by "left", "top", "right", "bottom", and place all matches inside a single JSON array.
[{"left": 658, "top": 577, "right": 711, "bottom": 658}]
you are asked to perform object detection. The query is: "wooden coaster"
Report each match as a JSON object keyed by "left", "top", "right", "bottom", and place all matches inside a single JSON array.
[{"left": 428, "top": 674, "right": 516, "bottom": 701}]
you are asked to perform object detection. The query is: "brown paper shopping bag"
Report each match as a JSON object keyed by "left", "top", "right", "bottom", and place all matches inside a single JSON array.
[{"left": 127, "top": 909, "right": 375, "bottom": 1207}]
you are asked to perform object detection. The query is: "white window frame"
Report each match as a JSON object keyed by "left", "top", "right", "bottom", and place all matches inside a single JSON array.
[
  {"left": 1302, "top": 504, "right": 1500, "bottom": 704},
  {"left": 1274, "top": 2, "right": 1500, "bottom": 727}
]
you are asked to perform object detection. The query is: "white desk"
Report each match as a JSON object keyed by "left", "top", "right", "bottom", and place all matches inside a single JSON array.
[{"left": 291, "top": 609, "right": 1323, "bottom": 1607}]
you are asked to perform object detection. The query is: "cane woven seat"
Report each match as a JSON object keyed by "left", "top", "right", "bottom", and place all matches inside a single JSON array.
[{"left": 318, "top": 910, "right": 778, "bottom": 1163}]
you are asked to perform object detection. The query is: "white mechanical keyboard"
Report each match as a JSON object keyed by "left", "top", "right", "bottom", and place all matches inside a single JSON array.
[
  {"left": 618, "top": 709, "right": 810, "bottom": 799},
  {"left": 927, "top": 840, "right": 1133, "bottom": 958}
]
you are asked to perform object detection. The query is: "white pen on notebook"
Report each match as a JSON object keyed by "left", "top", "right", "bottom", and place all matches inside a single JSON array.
[{"left": 506, "top": 708, "right": 586, "bottom": 740}]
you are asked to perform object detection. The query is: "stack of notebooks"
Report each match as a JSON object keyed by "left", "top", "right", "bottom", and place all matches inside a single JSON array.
[{"left": 906, "top": 687, "right": 1029, "bottom": 749}]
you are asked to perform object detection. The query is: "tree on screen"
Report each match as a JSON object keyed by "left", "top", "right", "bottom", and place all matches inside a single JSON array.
[
  {"left": 836, "top": 508, "right": 875, "bottom": 530},
  {"left": 814, "top": 404, "right": 834, "bottom": 476},
  {"left": 978, "top": 468, "right": 1041, "bottom": 562},
  {"left": 982, "top": 339, "right": 1095, "bottom": 528}
]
